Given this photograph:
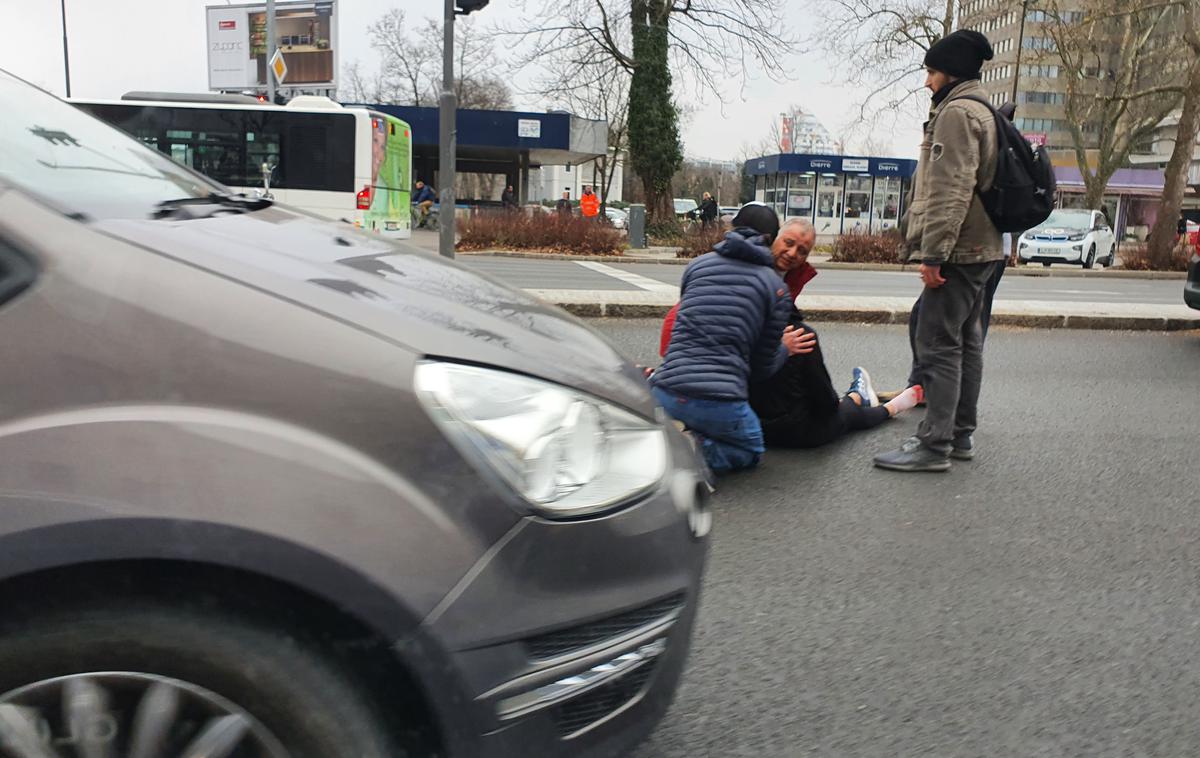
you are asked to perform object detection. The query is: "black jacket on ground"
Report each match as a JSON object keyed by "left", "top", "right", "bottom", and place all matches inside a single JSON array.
[{"left": 749, "top": 311, "right": 841, "bottom": 446}]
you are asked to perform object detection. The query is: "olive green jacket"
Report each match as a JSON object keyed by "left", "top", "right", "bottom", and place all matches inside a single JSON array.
[{"left": 900, "top": 79, "right": 1003, "bottom": 265}]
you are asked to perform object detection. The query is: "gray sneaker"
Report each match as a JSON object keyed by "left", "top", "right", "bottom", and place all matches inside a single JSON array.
[
  {"left": 873, "top": 436, "right": 951, "bottom": 472},
  {"left": 950, "top": 434, "right": 975, "bottom": 461}
]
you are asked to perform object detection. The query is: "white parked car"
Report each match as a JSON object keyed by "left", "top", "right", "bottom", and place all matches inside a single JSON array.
[
  {"left": 605, "top": 206, "right": 628, "bottom": 229},
  {"left": 1017, "top": 208, "right": 1117, "bottom": 269}
]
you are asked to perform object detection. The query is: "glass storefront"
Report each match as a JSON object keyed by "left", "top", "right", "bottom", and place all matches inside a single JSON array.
[
  {"left": 872, "top": 176, "right": 903, "bottom": 232},
  {"left": 786, "top": 173, "right": 815, "bottom": 220},
  {"left": 843, "top": 175, "right": 872, "bottom": 234},
  {"left": 748, "top": 156, "right": 916, "bottom": 236},
  {"left": 814, "top": 173, "right": 843, "bottom": 235}
]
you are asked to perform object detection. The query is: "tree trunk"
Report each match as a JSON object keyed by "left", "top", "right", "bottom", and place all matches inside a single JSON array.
[
  {"left": 1146, "top": 15, "right": 1200, "bottom": 268},
  {"left": 1146, "top": 75, "right": 1200, "bottom": 267},
  {"left": 628, "top": 0, "right": 682, "bottom": 232},
  {"left": 1084, "top": 173, "right": 1108, "bottom": 213}
]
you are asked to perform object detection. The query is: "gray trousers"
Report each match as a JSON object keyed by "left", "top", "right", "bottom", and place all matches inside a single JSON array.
[{"left": 914, "top": 262, "right": 994, "bottom": 453}]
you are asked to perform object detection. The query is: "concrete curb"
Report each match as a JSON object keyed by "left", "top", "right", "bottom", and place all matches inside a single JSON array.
[
  {"left": 533, "top": 292, "right": 1200, "bottom": 332},
  {"left": 458, "top": 249, "right": 1188, "bottom": 279}
]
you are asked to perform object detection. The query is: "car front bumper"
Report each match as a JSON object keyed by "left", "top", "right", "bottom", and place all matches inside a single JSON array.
[
  {"left": 1019, "top": 241, "right": 1086, "bottom": 263},
  {"left": 415, "top": 431, "right": 710, "bottom": 757}
]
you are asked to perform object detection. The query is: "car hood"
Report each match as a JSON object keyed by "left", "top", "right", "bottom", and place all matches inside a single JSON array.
[
  {"left": 1027, "top": 226, "right": 1087, "bottom": 236},
  {"left": 92, "top": 208, "right": 656, "bottom": 417}
]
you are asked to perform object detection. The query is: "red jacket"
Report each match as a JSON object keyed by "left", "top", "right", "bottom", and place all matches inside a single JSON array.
[{"left": 660, "top": 262, "right": 818, "bottom": 357}]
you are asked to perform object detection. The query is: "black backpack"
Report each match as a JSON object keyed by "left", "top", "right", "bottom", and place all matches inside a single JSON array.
[{"left": 959, "top": 95, "right": 1057, "bottom": 233}]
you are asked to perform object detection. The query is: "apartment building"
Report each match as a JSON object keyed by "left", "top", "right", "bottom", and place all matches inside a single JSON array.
[{"left": 960, "top": 0, "right": 1085, "bottom": 155}]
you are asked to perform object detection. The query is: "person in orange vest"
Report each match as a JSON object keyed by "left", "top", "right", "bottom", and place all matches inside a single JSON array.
[{"left": 580, "top": 185, "right": 600, "bottom": 219}]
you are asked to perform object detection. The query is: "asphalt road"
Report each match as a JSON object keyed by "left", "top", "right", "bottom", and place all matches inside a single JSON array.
[
  {"left": 457, "top": 258, "right": 1184, "bottom": 305},
  {"left": 589, "top": 320, "right": 1200, "bottom": 758}
]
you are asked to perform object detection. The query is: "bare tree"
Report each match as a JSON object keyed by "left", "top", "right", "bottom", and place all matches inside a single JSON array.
[
  {"left": 1146, "top": 0, "right": 1200, "bottom": 265},
  {"left": 342, "top": 61, "right": 384, "bottom": 103},
  {"left": 500, "top": 0, "right": 795, "bottom": 226},
  {"left": 1038, "top": 0, "right": 1188, "bottom": 209},
  {"left": 349, "top": 12, "right": 511, "bottom": 109},
  {"left": 807, "top": 0, "right": 960, "bottom": 133},
  {"left": 525, "top": 40, "right": 631, "bottom": 210}
]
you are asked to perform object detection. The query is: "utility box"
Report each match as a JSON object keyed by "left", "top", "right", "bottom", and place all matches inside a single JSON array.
[{"left": 628, "top": 204, "right": 647, "bottom": 249}]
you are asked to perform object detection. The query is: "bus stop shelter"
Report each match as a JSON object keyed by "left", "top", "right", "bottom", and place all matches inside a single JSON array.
[{"left": 349, "top": 104, "right": 608, "bottom": 204}]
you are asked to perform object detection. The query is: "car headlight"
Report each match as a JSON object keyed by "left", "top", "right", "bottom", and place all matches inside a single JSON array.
[
  {"left": 1018, "top": 241, "right": 1028, "bottom": 249},
  {"left": 1067, "top": 232, "right": 1086, "bottom": 241},
  {"left": 415, "top": 361, "right": 667, "bottom": 518}
]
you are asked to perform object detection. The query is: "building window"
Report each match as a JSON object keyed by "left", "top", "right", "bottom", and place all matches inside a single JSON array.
[
  {"left": 1021, "top": 64, "right": 1060, "bottom": 78},
  {"left": 1023, "top": 36, "right": 1057, "bottom": 50},
  {"left": 1018, "top": 91, "right": 1066, "bottom": 105}
]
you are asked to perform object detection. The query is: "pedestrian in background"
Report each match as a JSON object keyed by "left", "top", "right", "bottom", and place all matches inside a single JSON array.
[
  {"left": 556, "top": 190, "right": 572, "bottom": 217},
  {"left": 580, "top": 186, "right": 600, "bottom": 220},
  {"left": 501, "top": 184, "right": 517, "bottom": 211},
  {"left": 413, "top": 180, "right": 437, "bottom": 228},
  {"left": 874, "top": 29, "right": 1004, "bottom": 473},
  {"left": 699, "top": 192, "right": 719, "bottom": 228}
]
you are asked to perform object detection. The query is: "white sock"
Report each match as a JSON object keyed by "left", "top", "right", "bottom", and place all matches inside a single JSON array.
[{"left": 885, "top": 385, "right": 923, "bottom": 415}]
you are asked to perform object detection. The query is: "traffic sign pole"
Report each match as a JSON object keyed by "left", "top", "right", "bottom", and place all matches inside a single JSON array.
[{"left": 266, "top": 0, "right": 276, "bottom": 102}]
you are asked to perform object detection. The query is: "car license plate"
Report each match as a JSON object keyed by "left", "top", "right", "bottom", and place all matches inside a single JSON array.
[{"left": 1038, "top": 247, "right": 1061, "bottom": 255}]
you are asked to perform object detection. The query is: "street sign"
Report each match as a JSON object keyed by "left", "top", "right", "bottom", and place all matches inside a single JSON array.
[
  {"left": 517, "top": 119, "right": 541, "bottom": 138},
  {"left": 268, "top": 48, "right": 288, "bottom": 85},
  {"left": 1026, "top": 132, "right": 1048, "bottom": 147}
]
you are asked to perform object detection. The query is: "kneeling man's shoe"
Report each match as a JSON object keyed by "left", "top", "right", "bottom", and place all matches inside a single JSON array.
[{"left": 873, "top": 436, "right": 951, "bottom": 472}]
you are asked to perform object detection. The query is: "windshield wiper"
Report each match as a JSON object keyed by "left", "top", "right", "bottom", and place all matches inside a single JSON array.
[{"left": 153, "top": 192, "right": 273, "bottom": 220}]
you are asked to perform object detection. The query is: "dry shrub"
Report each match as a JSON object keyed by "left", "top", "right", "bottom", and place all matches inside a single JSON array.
[
  {"left": 1117, "top": 242, "right": 1191, "bottom": 272},
  {"left": 456, "top": 212, "right": 625, "bottom": 255},
  {"left": 675, "top": 225, "right": 729, "bottom": 258},
  {"left": 829, "top": 231, "right": 904, "bottom": 264}
]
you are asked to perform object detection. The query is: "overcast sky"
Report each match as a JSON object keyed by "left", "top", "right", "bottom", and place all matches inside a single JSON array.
[{"left": 2, "top": 0, "right": 924, "bottom": 160}]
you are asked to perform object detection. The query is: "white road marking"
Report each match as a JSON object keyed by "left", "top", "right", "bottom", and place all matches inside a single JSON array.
[
  {"left": 1045, "top": 289, "right": 1124, "bottom": 296},
  {"left": 574, "top": 261, "right": 679, "bottom": 293}
]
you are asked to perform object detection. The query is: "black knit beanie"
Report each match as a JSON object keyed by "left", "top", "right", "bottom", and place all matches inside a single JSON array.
[
  {"left": 731, "top": 202, "right": 780, "bottom": 243},
  {"left": 924, "top": 30, "right": 994, "bottom": 79}
]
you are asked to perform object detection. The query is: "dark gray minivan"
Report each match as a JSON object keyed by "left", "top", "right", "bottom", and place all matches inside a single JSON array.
[{"left": 0, "top": 69, "right": 708, "bottom": 757}]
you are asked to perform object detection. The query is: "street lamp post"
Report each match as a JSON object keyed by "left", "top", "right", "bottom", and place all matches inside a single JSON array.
[
  {"left": 439, "top": 0, "right": 490, "bottom": 259},
  {"left": 1011, "top": 0, "right": 1031, "bottom": 104},
  {"left": 60, "top": 0, "right": 70, "bottom": 97},
  {"left": 439, "top": 0, "right": 457, "bottom": 259}
]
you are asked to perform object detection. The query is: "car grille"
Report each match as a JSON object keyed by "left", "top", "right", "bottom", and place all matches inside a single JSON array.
[
  {"left": 553, "top": 661, "right": 656, "bottom": 737},
  {"left": 524, "top": 594, "right": 685, "bottom": 661}
]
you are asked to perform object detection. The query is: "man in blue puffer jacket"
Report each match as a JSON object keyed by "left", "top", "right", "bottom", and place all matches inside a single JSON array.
[{"left": 650, "top": 203, "right": 794, "bottom": 474}]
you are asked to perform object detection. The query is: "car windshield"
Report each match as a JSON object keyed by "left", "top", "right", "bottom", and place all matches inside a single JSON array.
[
  {"left": 674, "top": 199, "right": 697, "bottom": 214},
  {"left": 0, "top": 70, "right": 222, "bottom": 220},
  {"left": 1043, "top": 210, "right": 1094, "bottom": 229}
]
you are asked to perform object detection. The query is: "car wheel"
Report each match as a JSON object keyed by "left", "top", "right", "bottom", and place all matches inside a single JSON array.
[
  {"left": 1083, "top": 246, "right": 1096, "bottom": 269},
  {"left": 0, "top": 602, "right": 401, "bottom": 758},
  {"left": 1108, "top": 244, "right": 1117, "bottom": 266}
]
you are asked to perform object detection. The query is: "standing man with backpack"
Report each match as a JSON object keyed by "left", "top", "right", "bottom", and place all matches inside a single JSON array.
[{"left": 874, "top": 30, "right": 1007, "bottom": 472}]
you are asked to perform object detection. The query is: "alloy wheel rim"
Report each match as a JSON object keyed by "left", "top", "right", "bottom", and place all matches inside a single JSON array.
[{"left": 0, "top": 672, "right": 289, "bottom": 758}]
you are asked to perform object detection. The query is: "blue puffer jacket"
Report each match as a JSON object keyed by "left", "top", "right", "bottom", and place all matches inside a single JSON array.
[{"left": 651, "top": 229, "right": 790, "bottom": 400}]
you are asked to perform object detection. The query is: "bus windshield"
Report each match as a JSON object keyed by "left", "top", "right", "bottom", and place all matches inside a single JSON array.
[{"left": 0, "top": 71, "right": 220, "bottom": 220}]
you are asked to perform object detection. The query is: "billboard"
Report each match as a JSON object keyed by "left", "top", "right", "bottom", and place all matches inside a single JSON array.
[{"left": 206, "top": 1, "right": 338, "bottom": 93}]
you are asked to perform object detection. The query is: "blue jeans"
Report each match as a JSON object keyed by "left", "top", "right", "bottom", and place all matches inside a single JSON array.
[{"left": 651, "top": 387, "right": 764, "bottom": 474}]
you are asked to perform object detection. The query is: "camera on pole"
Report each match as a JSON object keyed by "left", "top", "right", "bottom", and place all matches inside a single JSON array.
[{"left": 455, "top": 0, "right": 489, "bottom": 14}]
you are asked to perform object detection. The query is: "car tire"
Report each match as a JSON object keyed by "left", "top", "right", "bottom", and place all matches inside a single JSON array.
[
  {"left": 1083, "top": 246, "right": 1095, "bottom": 269},
  {"left": 0, "top": 601, "right": 401, "bottom": 758},
  {"left": 1108, "top": 244, "right": 1117, "bottom": 266}
]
